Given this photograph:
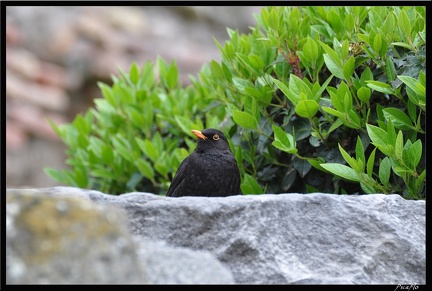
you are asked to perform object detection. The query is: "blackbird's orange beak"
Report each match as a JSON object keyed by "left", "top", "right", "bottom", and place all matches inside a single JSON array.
[{"left": 192, "top": 130, "right": 207, "bottom": 140}]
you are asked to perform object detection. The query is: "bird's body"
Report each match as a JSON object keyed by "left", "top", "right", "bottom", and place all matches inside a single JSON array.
[{"left": 166, "top": 129, "right": 241, "bottom": 197}]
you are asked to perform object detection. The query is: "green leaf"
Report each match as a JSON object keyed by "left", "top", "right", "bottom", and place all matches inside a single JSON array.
[
  {"left": 394, "top": 130, "right": 404, "bottom": 161},
  {"left": 357, "top": 87, "right": 371, "bottom": 104},
  {"left": 293, "top": 157, "right": 312, "bottom": 178},
  {"left": 136, "top": 138, "right": 159, "bottom": 163},
  {"left": 241, "top": 173, "right": 264, "bottom": 195},
  {"left": 346, "top": 110, "right": 362, "bottom": 129},
  {"left": 385, "top": 56, "right": 396, "bottom": 82},
  {"left": 295, "top": 100, "right": 319, "bottom": 118},
  {"left": 320, "top": 163, "right": 362, "bottom": 182},
  {"left": 272, "top": 124, "right": 292, "bottom": 146},
  {"left": 98, "top": 82, "right": 117, "bottom": 106},
  {"left": 289, "top": 119, "right": 311, "bottom": 141},
  {"left": 128, "top": 107, "right": 146, "bottom": 128},
  {"left": 415, "top": 169, "right": 426, "bottom": 193},
  {"left": 366, "top": 148, "right": 377, "bottom": 178},
  {"left": 88, "top": 136, "right": 104, "bottom": 158},
  {"left": 397, "top": 9, "right": 411, "bottom": 38},
  {"left": 268, "top": 8, "right": 280, "bottom": 30},
  {"left": 320, "top": 41, "right": 342, "bottom": 66},
  {"left": 419, "top": 71, "right": 425, "bottom": 87},
  {"left": 289, "top": 74, "right": 313, "bottom": 105},
  {"left": 91, "top": 168, "right": 116, "bottom": 180},
  {"left": 326, "top": 90, "right": 342, "bottom": 112},
  {"left": 289, "top": 7, "right": 300, "bottom": 33},
  {"left": 320, "top": 41, "right": 344, "bottom": 80},
  {"left": 232, "top": 77, "right": 253, "bottom": 93},
  {"left": 206, "top": 115, "right": 220, "bottom": 130},
  {"left": 408, "top": 140, "right": 422, "bottom": 169},
  {"left": 210, "top": 60, "right": 224, "bottom": 80},
  {"left": 360, "top": 181, "right": 376, "bottom": 194},
  {"left": 135, "top": 159, "right": 154, "bottom": 181},
  {"left": 382, "top": 108, "right": 413, "bottom": 130},
  {"left": 393, "top": 166, "right": 411, "bottom": 177},
  {"left": 355, "top": 137, "right": 365, "bottom": 171},
  {"left": 338, "top": 143, "right": 360, "bottom": 172},
  {"left": 117, "top": 67, "right": 133, "bottom": 87},
  {"left": 302, "top": 37, "right": 319, "bottom": 64},
  {"left": 373, "top": 33, "right": 382, "bottom": 53},
  {"left": 126, "top": 173, "right": 144, "bottom": 191},
  {"left": 175, "top": 115, "right": 200, "bottom": 138},
  {"left": 94, "top": 98, "right": 117, "bottom": 114},
  {"left": 101, "top": 145, "right": 114, "bottom": 165},
  {"left": 340, "top": 40, "right": 349, "bottom": 60},
  {"left": 272, "top": 124, "right": 297, "bottom": 154},
  {"left": 221, "top": 61, "right": 233, "bottom": 81},
  {"left": 111, "top": 135, "right": 134, "bottom": 163},
  {"left": 378, "top": 157, "right": 391, "bottom": 186},
  {"left": 232, "top": 110, "right": 258, "bottom": 129},
  {"left": 360, "top": 66, "right": 373, "bottom": 85},
  {"left": 141, "top": 61, "right": 155, "bottom": 89},
  {"left": 236, "top": 53, "right": 258, "bottom": 75},
  {"left": 272, "top": 140, "right": 292, "bottom": 154},
  {"left": 244, "top": 95, "right": 260, "bottom": 124},
  {"left": 386, "top": 118, "right": 396, "bottom": 147},
  {"left": 366, "top": 80, "right": 395, "bottom": 95},
  {"left": 155, "top": 160, "right": 169, "bottom": 178},
  {"left": 327, "top": 117, "right": 343, "bottom": 134},
  {"left": 344, "top": 14, "right": 355, "bottom": 32},
  {"left": 398, "top": 75, "right": 425, "bottom": 99},
  {"left": 327, "top": 8, "right": 342, "bottom": 33},
  {"left": 44, "top": 167, "right": 67, "bottom": 184},
  {"left": 73, "top": 165, "right": 88, "bottom": 188},
  {"left": 245, "top": 86, "right": 272, "bottom": 106},
  {"left": 343, "top": 56, "right": 355, "bottom": 81},
  {"left": 248, "top": 54, "right": 265, "bottom": 71},
  {"left": 46, "top": 118, "right": 64, "bottom": 139},
  {"left": 344, "top": 92, "right": 352, "bottom": 113},
  {"left": 116, "top": 84, "right": 133, "bottom": 103},
  {"left": 366, "top": 124, "right": 390, "bottom": 152},
  {"left": 272, "top": 77, "right": 294, "bottom": 104},
  {"left": 323, "top": 54, "right": 345, "bottom": 80},
  {"left": 391, "top": 42, "right": 413, "bottom": 50},
  {"left": 129, "top": 62, "right": 140, "bottom": 85},
  {"left": 166, "top": 62, "right": 179, "bottom": 90},
  {"left": 406, "top": 99, "right": 417, "bottom": 123},
  {"left": 381, "top": 11, "right": 396, "bottom": 38},
  {"left": 307, "top": 157, "right": 328, "bottom": 172},
  {"left": 244, "top": 86, "right": 262, "bottom": 99},
  {"left": 322, "top": 106, "right": 345, "bottom": 119},
  {"left": 213, "top": 36, "right": 225, "bottom": 56},
  {"left": 312, "top": 75, "right": 333, "bottom": 102},
  {"left": 405, "top": 88, "right": 421, "bottom": 110}
]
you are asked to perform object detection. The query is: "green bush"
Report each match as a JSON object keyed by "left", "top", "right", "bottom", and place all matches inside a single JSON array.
[
  {"left": 45, "top": 58, "right": 227, "bottom": 194},
  {"left": 46, "top": 6, "right": 425, "bottom": 199}
]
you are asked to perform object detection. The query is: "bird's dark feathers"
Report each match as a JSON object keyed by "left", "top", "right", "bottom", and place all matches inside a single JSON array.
[{"left": 166, "top": 128, "right": 241, "bottom": 197}]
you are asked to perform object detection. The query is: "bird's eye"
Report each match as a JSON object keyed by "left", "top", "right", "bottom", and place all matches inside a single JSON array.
[{"left": 212, "top": 134, "right": 219, "bottom": 141}]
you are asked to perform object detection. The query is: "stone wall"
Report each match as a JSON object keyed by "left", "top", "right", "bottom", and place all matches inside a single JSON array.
[{"left": 6, "top": 187, "right": 425, "bottom": 284}]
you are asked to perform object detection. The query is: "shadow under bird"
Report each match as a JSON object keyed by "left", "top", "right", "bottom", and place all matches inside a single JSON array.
[{"left": 166, "top": 128, "right": 241, "bottom": 197}]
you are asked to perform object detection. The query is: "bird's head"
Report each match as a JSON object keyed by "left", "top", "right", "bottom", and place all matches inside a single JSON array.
[{"left": 192, "top": 128, "right": 231, "bottom": 152}]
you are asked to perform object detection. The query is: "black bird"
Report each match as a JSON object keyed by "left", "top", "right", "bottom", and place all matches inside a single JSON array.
[{"left": 166, "top": 128, "right": 241, "bottom": 197}]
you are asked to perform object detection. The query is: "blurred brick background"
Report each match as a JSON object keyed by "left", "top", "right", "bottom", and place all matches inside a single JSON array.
[{"left": 6, "top": 6, "right": 263, "bottom": 188}]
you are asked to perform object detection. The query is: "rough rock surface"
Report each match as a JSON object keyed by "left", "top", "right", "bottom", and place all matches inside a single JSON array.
[
  {"left": 7, "top": 187, "right": 426, "bottom": 284},
  {"left": 6, "top": 190, "right": 145, "bottom": 284},
  {"left": 134, "top": 239, "right": 234, "bottom": 284},
  {"left": 6, "top": 189, "right": 234, "bottom": 284}
]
